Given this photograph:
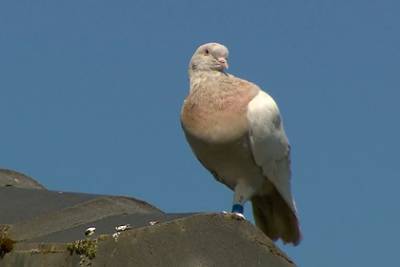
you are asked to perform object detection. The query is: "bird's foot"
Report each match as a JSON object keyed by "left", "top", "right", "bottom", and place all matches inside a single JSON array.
[
  {"left": 222, "top": 211, "right": 246, "bottom": 221},
  {"left": 231, "top": 212, "right": 246, "bottom": 220}
]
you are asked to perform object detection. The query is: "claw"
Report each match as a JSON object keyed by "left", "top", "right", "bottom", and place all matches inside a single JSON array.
[
  {"left": 232, "top": 212, "right": 246, "bottom": 220},
  {"left": 221, "top": 211, "right": 246, "bottom": 220}
]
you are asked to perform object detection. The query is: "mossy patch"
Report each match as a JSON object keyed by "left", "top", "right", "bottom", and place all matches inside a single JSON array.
[
  {"left": 0, "top": 237, "right": 15, "bottom": 258},
  {"left": 0, "top": 226, "right": 15, "bottom": 258},
  {"left": 67, "top": 238, "right": 98, "bottom": 260}
]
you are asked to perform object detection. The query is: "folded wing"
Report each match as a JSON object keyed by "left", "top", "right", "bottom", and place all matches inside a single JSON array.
[{"left": 247, "top": 90, "right": 297, "bottom": 215}]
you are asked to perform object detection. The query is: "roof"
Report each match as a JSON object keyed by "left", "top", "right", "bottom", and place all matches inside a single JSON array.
[{"left": 0, "top": 169, "right": 296, "bottom": 266}]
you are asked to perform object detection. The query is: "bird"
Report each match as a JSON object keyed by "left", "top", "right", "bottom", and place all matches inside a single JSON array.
[{"left": 180, "top": 42, "right": 301, "bottom": 245}]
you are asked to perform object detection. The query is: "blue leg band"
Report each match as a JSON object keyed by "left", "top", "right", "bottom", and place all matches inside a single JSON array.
[{"left": 231, "top": 204, "right": 244, "bottom": 214}]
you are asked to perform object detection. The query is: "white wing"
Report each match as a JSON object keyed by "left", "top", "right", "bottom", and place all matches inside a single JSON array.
[{"left": 247, "top": 90, "right": 297, "bottom": 213}]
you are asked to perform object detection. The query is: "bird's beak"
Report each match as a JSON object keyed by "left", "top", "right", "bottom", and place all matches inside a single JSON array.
[{"left": 217, "top": 57, "right": 229, "bottom": 69}]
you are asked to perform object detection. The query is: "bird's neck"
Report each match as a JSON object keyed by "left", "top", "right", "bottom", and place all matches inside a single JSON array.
[{"left": 189, "top": 70, "right": 228, "bottom": 91}]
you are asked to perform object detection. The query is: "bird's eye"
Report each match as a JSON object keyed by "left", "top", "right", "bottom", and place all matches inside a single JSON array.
[{"left": 204, "top": 49, "right": 209, "bottom": 55}]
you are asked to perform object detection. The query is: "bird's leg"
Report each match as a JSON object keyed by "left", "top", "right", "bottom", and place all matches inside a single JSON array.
[{"left": 229, "top": 182, "right": 256, "bottom": 220}]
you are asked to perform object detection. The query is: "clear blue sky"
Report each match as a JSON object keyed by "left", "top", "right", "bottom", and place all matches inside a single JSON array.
[{"left": 1, "top": 1, "right": 399, "bottom": 266}]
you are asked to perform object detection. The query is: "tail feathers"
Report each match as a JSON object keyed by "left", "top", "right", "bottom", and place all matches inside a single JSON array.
[{"left": 251, "top": 188, "right": 301, "bottom": 246}]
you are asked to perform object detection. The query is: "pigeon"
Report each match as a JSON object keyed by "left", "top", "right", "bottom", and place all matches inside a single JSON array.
[{"left": 181, "top": 42, "right": 301, "bottom": 245}]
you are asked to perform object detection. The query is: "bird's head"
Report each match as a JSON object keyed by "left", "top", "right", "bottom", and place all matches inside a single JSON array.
[{"left": 189, "top": 43, "right": 229, "bottom": 73}]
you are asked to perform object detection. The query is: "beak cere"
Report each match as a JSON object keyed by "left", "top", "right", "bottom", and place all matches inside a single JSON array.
[{"left": 217, "top": 57, "right": 229, "bottom": 69}]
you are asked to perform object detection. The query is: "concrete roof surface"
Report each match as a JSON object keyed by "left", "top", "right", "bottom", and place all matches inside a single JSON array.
[{"left": 0, "top": 169, "right": 296, "bottom": 267}]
